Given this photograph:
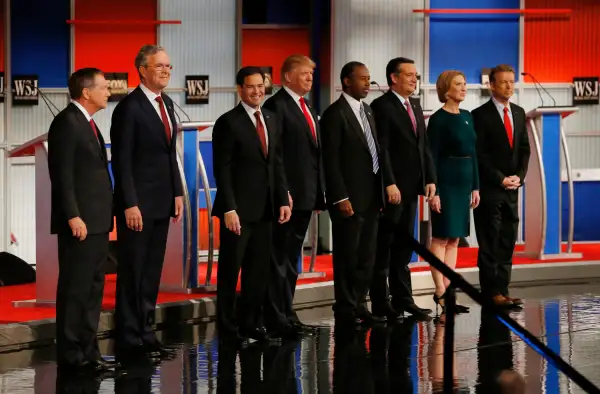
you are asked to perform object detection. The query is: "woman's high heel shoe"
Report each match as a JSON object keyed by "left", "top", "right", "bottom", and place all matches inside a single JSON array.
[{"left": 433, "top": 292, "right": 470, "bottom": 314}]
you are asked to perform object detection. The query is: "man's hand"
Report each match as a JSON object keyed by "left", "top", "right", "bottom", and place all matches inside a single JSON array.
[
  {"left": 429, "top": 195, "right": 441, "bottom": 213},
  {"left": 502, "top": 176, "right": 521, "bottom": 190},
  {"left": 68, "top": 217, "right": 87, "bottom": 241},
  {"left": 125, "top": 206, "right": 143, "bottom": 232},
  {"left": 224, "top": 211, "right": 241, "bottom": 235},
  {"left": 173, "top": 196, "right": 184, "bottom": 222},
  {"left": 425, "top": 184, "right": 436, "bottom": 201},
  {"left": 337, "top": 200, "right": 354, "bottom": 217},
  {"left": 288, "top": 192, "right": 293, "bottom": 210},
  {"left": 386, "top": 184, "right": 401, "bottom": 205},
  {"left": 279, "top": 206, "right": 292, "bottom": 224},
  {"left": 471, "top": 190, "right": 481, "bottom": 209}
]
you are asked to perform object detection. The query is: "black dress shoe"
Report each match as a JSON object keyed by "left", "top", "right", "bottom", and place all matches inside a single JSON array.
[
  {"left": 90, "top": 357, "right": 120, "bottom": 370},
  {"left": 404, "top": 304, "right": 433, "bottom": 320},
  {"left": 241, "top": 327, "right": 270, "bottom": 342},
  {"left": 372, "top": 303, "right": 403, "bottom": 322}
]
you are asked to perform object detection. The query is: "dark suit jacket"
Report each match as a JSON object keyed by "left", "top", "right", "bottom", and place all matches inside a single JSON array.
[
  {"left": 48, "top": 103, "right": 113, "bottom": 235},
  {"left": 262, "top": 88, "right": 326, "bottom": 211},
  {"left": 110, "top": 86, "right": 183, "bottom": 220},
  {"left": 370, "top": 90, "right": 436, "bottom": 200},
  {"left": 211, "top": 103, "right": 289, "bottom": 222},
  {"left": 472, "top": 99, "right": 530, "bottom": 198},
  {"left": 320, "top": 94, "right": 384, "bottom": 213}
]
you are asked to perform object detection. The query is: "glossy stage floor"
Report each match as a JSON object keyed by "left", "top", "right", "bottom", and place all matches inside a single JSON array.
[{"left": 1, "top": 281, "right": 600, "bottom": 393}]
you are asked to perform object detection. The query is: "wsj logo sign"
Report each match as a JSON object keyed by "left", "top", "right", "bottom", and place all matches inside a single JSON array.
[
  {"left": 12, "top": 75, "right": 39, "bottom": 106},
  {"left": 185, "top": 75, "right": 209, "bottom": 105},
  {"left": 105, "top": 72, "right": 128, "bottom": 102},
  {"left": 573, "top": 77, "right": 599, "bottom": 105}
]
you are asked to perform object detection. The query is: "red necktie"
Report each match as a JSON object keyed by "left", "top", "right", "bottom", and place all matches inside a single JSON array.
[
  {"left": 155, "top": 96, "right": 172, "bottom": 144},
  {"left": 299, "top": 97, "right": 317, "bottom": 141},
  {"left": 503, "top": 107, "right": 513, "bottom": 148},
  {"left": 89, "top": 119, "right": 99, "bottom": 140},
  {"left": 254, "top": 111, "right": 268, "bottom": 157}
]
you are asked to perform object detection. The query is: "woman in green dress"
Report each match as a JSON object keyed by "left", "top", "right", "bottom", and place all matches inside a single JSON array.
[{"left": 427, "top": 70, "right": 480, "bottom": 315}]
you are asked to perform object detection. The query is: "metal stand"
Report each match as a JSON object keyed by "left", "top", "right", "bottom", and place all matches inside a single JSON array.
[
  {"left": 298, "top": 211, "right": 326, "bottom": 279},
  {"left": 443, "top": 286, "right": 456, "bottom": 394}
]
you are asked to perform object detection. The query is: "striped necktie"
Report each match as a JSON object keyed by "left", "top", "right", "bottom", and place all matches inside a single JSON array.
[{"left": 359, "top": 104, "right": 379, "bottom": 174}]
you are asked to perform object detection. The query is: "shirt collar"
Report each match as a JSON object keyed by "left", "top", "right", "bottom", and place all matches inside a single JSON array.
[
  {"left": 492, "top": 96, "right": 511, "bottom": 113},
  {"left": 71, "top": 100, "right": 92, "bottom": 122},
  {"left": 342, "top": 91, "right": 362, "bottom": 112},
  {"left": 391, "top": 89, "right": 410, "bottom": 105},
  {"left": 241, "top": 100, "right": 261, "bottom": 117},
  {"left": 283, "top": 85, "right": 304, "bottom": 103},
  {"left": 140, "top": 83, "right": 161, "bottom": 102}
]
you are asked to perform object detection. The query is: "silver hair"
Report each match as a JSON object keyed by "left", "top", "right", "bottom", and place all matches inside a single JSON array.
[{"left": 135, "top": 44, "right": 166, "bottom": 76}]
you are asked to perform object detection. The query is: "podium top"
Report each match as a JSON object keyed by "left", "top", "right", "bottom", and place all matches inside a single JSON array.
[
  {"left": 526, "top": 106, "right": 579, "bottom": 119},
  {"left": 9, "top": 133, "right": 49, "bottom": 158},
  {"left": 179, "top": 121, "right": 215, "bottom": 131}
]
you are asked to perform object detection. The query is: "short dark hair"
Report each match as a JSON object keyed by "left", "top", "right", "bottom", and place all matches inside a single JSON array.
[
  {"left": 385, "top": 57, "right": 415, "bottom": 86},
  {"left": 340, "top": 61, "right": 366, "bottom": 91},
  {"left": 68, "top": 68, "right": 103, "bottom": 100},
  {"left": 236, "top": 66, "right": 265, "bottom": 86},
  {"left": 489, "top": 64, "right": 515, "bottom": 84}
]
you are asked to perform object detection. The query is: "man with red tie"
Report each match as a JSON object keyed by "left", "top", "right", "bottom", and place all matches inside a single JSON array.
[
  {"left": 110, "top": 45, "right": 184, "bottom": 359},
  {"left": 212, "top": 66, "right": 291, "bottom": 343},
  {"left": 472, "top": 64, "right": 530, "bottom": 308},
  {"left": 262, "top": 55, "right": 326, "bottom": 337},
  {"left": 48, "top": 68, "right": 113, "bottom": 371}
]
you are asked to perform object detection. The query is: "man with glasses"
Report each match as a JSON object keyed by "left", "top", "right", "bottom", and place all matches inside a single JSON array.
[{"left": 110, "top": 45, "right": 183, "bottom": 360}]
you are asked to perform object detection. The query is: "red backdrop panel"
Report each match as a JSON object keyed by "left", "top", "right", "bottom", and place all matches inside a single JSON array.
[
  {"left": 74, "top": 0, "right": 157, "bottom": 87},
  {"left": 524, "top": 0, "right": 600, "bottom": 82},
  {"left": 241, "top": 28, "right": 310, "bottom": 84}
]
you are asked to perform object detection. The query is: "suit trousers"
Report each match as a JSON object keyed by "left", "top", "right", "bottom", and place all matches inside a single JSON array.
[
  {"left": 371, "top": 197, "right": 418, "bottom": 310},
  {"left": 56, "top": 232, "right": 108, "bottom": 365},
  {"left": 265, "top": 210, "right": 313, "bottom": 329},
  {"left": 330, "top": 201, "right": 379, "bottom": 317},
  {"left": 115, "top": 216, "right": 170, "bottom": 349},
  {"left": 474, "top": 193, "right": 519, "bottom": 298},
  {"left": 217, "top": 213, "right": 272, "bottom": 335}
]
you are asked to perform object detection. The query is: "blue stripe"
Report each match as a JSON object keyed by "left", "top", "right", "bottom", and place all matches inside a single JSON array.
[
  {"left": 541, "top": 114, "right": 561, "bottom": 254},
  {"left": 544, "top": 302, "right": 561, "bottom": 394}
]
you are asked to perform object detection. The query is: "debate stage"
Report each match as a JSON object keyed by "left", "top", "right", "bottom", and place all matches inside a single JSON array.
[{"left": 1, "top": 243, "right": 600, "bottom": 352}]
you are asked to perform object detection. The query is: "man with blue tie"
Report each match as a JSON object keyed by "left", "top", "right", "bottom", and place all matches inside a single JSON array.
[{"left": 320, "top": 62, "right": 387, "bottom": 325}]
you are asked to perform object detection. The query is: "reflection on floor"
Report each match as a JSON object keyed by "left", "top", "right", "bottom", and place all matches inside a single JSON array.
[{"left": 1, "top": 282, "right": 600, "bottom": 393}]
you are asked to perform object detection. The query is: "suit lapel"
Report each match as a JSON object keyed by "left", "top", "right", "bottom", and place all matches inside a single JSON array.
[
  {"left": 510, "top": 103, "right": 522, "bottom": 156},
  {"left": 281, "top": 90, "right": 318, "bottom": 148},
  {"left": 162, "top": 94, "right": 179, "bottom": 148},
  {"left": 134, "top": 88, "right": 170, "bottom": 148},
  {"left": 263, "top": 111, "right": 276, "bottom": 161},
  {"left": 235, "top": 104, "right": 267, "bottom": 160},
  {"left": 386, "top": 91, "right": 417, "bottom": 141},
  {"left": 69, "top": 104, "right": 104, "bottom": 161},
  {"left": 340, "top": 95, "right": 369, "bottom": 151},
  {"left": 362, "top": 103, "right": 379, "bottom": 152},
  {"left": 487, "top": 99, "right": 514, "bottom": 151}
]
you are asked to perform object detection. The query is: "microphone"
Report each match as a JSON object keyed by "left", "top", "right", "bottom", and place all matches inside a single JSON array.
[
  {"left": 170, "top": 99, "right": 191, "bottom": 122},
  {"left": 24, "top": 81, "right": 60, "bottom": 117},
  {"left": 521, "top": 72, "right": 556, "bottom": 107},
  {"left": 370, "top": 80, "right": 382, "bottom": 91}
]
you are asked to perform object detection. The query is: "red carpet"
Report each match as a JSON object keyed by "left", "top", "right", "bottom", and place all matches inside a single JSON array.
[{"left": 1, "top": 243, "right": 600, "bottom": 324}]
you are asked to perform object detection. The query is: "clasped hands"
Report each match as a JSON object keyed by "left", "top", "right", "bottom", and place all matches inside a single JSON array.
[{"left": 502, "top": 175, "right": 521, "bottom": 190}]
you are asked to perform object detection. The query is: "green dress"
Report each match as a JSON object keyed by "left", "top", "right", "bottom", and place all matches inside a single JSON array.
[{"left": 427, "top": 108, "right": 479, "bottom": 238}]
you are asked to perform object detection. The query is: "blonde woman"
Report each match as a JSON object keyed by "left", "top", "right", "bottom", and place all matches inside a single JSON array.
[{"left": 427, "top": 70, "right": 480, "bottom": 316}]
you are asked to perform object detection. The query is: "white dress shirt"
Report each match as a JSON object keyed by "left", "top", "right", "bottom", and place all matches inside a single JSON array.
[
  {"left": 283, "top": 85, "right": 316, "bottom": 130},
  {"left": 241, "top": 100, "right": 269, "bottom": 149},
  {"left": 71, "top": 100, "right": 92, "bottom": 122},
  {"left": 140, "top": 83, "right": 173, "bottom": 136},
  {"left": 492, "top": 96, "right": 514, "bottom": 135}
]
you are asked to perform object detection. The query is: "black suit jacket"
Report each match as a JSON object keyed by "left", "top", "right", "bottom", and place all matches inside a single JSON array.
[
  {"left": 48, "top": 103, "right": 113, "bottom": 235},
  {"left": 262, "top": 88, "right": 326, "bottom": 211},
  {"left": 211, "top": 103, "right": 289, "bottom": 222},
  {"left": 472, "top": 99, "right": 530, "bottom": 198},
  {"left": 370, "top": 90, "right": 436, "bottom": 199},
  {"left": 110, "top": 86, "right": 183, "bottom": 220},
  {"left": 320, "top": 94, "right": 385, "bottom": 213}
]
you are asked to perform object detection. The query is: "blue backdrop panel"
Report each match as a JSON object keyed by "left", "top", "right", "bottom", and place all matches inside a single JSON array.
[
  {"left": 12, "top": 0, "right": 70, "bottom": 87},
  {"left": 199, "top": 141, "right": 216, "bottom": 188},
  {"left": 429, "top": 0, "right": 519, "bottom": 83},
  {"left": 542, "top": 114, "right": 561, "bottom": 255}
]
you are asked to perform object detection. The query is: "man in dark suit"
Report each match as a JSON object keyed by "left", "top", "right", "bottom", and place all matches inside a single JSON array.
[
  {"left": 472, "top": 64, "right": 530, "bottom": 308},
  {"left": 321, "top": 61, "right": 387, "bottom": 325},
  {"left": 370, "top": 57, "right": 436, "bottom": 320},
  {"left": 262, "top": 55, "right": 325, "bottom": 336},
  {"left": 110, "top": 45, "right": 184, "bottom": 357},
  {"left": 48, "top": 68, "right": 113, "bottom": 371},
  {"left": 212, "top": 66, "right": 291, "bottom": 343}
]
